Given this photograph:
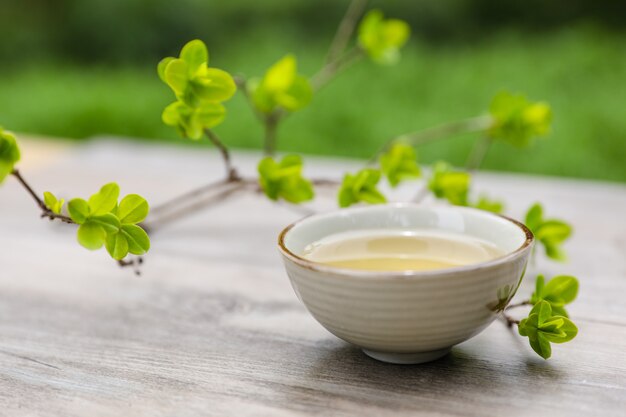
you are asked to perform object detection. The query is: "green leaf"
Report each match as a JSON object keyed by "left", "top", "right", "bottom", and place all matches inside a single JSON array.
[
  {"left": 77, "top": 221, "right": 107, "bottom": 250},
  {"left": 524, "top": 203, "right": 572, "bottom": 261},
  {"left": 257, "top": 155, "right": 314, "bottom": 204},
  {"left": 542, "top": 275, "right": 579, "bottom": 304},
  {"left": 157, "top": 57, "right": 174, "bottom": 83},
  {"left": 88, "top": 183, "right": 120, "bottom": 216},
  {"left": 531, "top": 275, "right": 579, "bottom": 314},
  {"left": 190, "top": 68, "right": 237, "bottom": 103},
  {"left": 263, "top": 54, "right": 296, "bottom": 92},
  {"left": 105, "top": 232, "right": 129, "bottom": 260},
  {"left": 164, "top": 58, "right": 189, "bottom": 96},
  {"left": 117, "top": 194, "right": 149, "bottom": 224},
  {"left": 487, "top": 91, "right": 552, "bottom": 147},
  {"left": 525, "top": 203, "right": 543, "bottom": 233},
  {"left": 379, "top": 142, "right": 421, "bottom": 187},
  {"left": 519, "top": 299, "right": 579, "bottom": 359},
  {"left": 532, "top": 300, "right": 553, "bottom": 325},
  {"left": 530, "top": 274, "right": 545, "bottom": 304},
  {"left": 546, "top": 316, "right": 578, "bottom": 343},
  {"left": 180, "top": 39, "right": 209, "bottom": 74},
  {"left": 162, "top": 100, "right": 226, "bottom": 140},
  {"left": 358, "top": 10, "right": 410, "bottom": 65},
  {"left": 252, "top": 55, "right": 312, "bottom": 114},
  {"left": 89, "top": 213, "right": 120, "bottom": 235},
  {"left": 529, "top": 333, "right": 552, "bottom": 359},
  {"left": 43, "top": 191, "right": 65, "bottom": 214},
  {"left": 120, "top": 224, "right": 150, "bottom": 255},
  {"left": 68, "top": 198, "right": 90, "bottom": 224},
  {"left": 337, "top": 168, "right": 386, "bottom": 208},
  {"left": 0, "top": 127, "right": 20, "bottom": 183},
  {"left": 472, "top": 195, "right": 504, "bottom": 213},
  {"left": 428, "top": 161, "right": 470, "bottom": 206}
]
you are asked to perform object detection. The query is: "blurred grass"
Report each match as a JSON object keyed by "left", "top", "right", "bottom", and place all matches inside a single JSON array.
[{"left": 0, "top": 25, "right": 624, "bottom": 182}]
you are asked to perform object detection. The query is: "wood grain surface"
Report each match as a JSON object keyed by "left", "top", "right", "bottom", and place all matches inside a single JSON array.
[{"left": 1, "top": 138, "right": 625, "bottom": 416}]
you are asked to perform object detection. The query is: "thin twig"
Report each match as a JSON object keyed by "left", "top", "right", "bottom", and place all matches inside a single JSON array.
[
  {"left": 465, "top": 136, "right": 492, "bottom": 171},
  {"left": 506, "top": 300, "right": 532, "bottom": 309},
  {"left": 312, "top": 47, "right": 365, "bottom": 91},
  {"left": 278, "top": 201, "right": 317, "bottom": 217},
  {"left": 411, "top": 184, "right": 430, "bottom": 203},
  {"left": 367, "top": 115, "right": 494, "bottom": 165},
  {"left": 502, "top": 313, "right": 521, "bottom": 328},
  {"left": 325, "top": 0, "right": 369, "bottom": 64},
  {"left": 144, "top": 181, "right": 253, "bottom": 231},
  {"left": 205, "top": 129, "right": 238, "bottom": 180},
  {"left": 234, "top": 76, "right": 265, "bottom": 123},
  {"left": 311, "top": 178, "right": 341, "bottom": 187},
  {"left": 118, "top": 257, "right": 144, "bottom": 276},
  {"left": 11, "top": 169, "right": 75, "bottom": 223},
  {"left": 150, "top": 177, "right": 234, "bottom": 216},
  {"left": 264, "top": 113, "right": 280, "bottom": 156}
]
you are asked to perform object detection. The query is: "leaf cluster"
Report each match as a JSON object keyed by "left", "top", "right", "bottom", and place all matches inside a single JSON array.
[
  {"left": 427, "top": 161, "right": 470, "bottom": 206},
  {"left": 488, "top": 91, "right": 552, "bottom": 147},
  {"left": 525, "top": 203, "right": 572, "bottom": 261},
  {"left": 358, "top": 10, "right": 410, "bottom": 65},
  {"left": 518, "top": 300, "right": 578, "bottom": 359},
  {"left": 379, "top": 143, "right": 421, "bottom": 187},
  {"left": 530, "top": 274, "right": 578, "bottom": 317},
  {"left": 62, "top": 183, "right": 150, "bottom": 260},
  {"left": 249, "top": 55, "right": 313, "bottom": 114},
  {"left": 258, "top": 155, "right": 314, "bottom": 204},
  {"left": 338, "top": 168, "right": 386, "bottom": 208},
  {"left": 158, "top": 40, "right": 236, "bottom": 139},
  {"left": 0, "top": 127, "right": 20, "bottom": 183}
]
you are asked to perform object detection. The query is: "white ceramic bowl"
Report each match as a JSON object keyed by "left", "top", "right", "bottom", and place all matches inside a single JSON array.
[{"left": 278, "top": 204, "right": 533, "bottom": 364}]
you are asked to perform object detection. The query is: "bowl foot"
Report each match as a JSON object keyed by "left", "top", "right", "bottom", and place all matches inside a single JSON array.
[{"left": 362, "top": 347, "right": 451, "bottom": 364}]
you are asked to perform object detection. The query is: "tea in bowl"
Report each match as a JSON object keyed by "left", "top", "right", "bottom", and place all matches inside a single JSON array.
[{"left": 278, "top": 204, "right": 533, "bottom": 364}]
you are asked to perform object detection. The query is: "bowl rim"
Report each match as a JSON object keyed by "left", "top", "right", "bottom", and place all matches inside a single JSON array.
[{"left": 277, "top": 203, "right": 534, "bottom": 278}]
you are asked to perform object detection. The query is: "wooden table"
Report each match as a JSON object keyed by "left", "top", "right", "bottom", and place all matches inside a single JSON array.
[{"left": 1, "top": 138, "right": 625, "bottom": 416}]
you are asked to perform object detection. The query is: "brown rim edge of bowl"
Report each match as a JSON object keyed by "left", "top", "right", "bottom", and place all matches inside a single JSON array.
[{"left": 277, "top": 204, "right": 534, "bottom": 278}]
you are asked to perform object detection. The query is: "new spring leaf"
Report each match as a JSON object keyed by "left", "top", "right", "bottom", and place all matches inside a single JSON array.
[
  {"left": 43, "top": 191, "right": 65, "bottom": 214},
  {"left": 258, "top": 155, "right": 314, "bottom": 204},
  {"left": 379, "top": 143, "right": 421, "bottom": 187},
  {"left": 518, "top": 300, "right": 578, "bottom": 359},
  {"left": 525, "top": 203, "right": 572, "bottom": 261},
  {"left": 0, "top": 127, "right": 20, "bottom": 183},
  {"left": 67, "top": 183, "right": 150, "bottom": 260},
  {"left": 158, "top": 39, "right": 236, "bottom": 138},
  {"left": 428, "top": 162, "right": 470, "bottom": 206},
  {"left": 530, "top": 274, "right": 579, "bottom": 317},
  {"left": 488, "top": 91, "right": 552, "bottom": 147},
  {"left": 158, "top": 39, "right": 236, "bottom": 106},
  {"left": 338, "top": 168, "right": 386, "bottom": 208},
  {"left": 250, "top": 55, "right": 313, "bottom": 114},
  {"left": 358, "top": 10, "right": 410, "bottom": 65}
]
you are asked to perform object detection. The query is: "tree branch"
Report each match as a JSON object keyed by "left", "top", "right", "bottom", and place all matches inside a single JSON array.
[
  {"left": 506, "top": 300, "right": 532, "bottom": 309},
  {"left": 149, "top": 177, "right": 234, "bottom": 216},
  {"left": 144, "top": 180, "right": 255, "bottom": 231},
  {"left": 234, "top": 76, "right": 265, "bottom": 124},
  {"left": 502, "top": 313, "right": 521, "bottom": 328},
  {"left": 367, "top": 115, "right": 494, "bottom": 165},
  {"left": 11, "top": 169, "right": 74, "bottom": 223},
  {"left": 204, "top": 129, "right": 238, "bottom": 180},
  {"left": 312, "top": 47, "right": 365, "bottom": 91},
  {"left": 325, "top": 0, "right": 369, "bottom": 65},
  {"left": 465, "top": 136, "right": 492, "bottom": 171},
  {"left": 264, "top": 113, "right": 280, "bottom": 156},
  {"left": 118, "top": 257, "right": 144, "bottom": 276}
]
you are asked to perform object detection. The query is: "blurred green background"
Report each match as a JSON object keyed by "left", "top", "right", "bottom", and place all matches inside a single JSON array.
[{"left": 1, "top": 0, "right": 624, "bottom": 181}]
